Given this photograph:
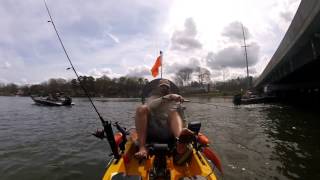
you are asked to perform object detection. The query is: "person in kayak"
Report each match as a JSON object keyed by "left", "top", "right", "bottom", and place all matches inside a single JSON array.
[{"left": 134, "top": 79, "right": 193, "bottom": 159}]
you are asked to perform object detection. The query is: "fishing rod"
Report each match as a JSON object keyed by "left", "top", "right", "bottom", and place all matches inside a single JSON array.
[{"left": 43, "top": 0, "right": 120, "bottom": 159}]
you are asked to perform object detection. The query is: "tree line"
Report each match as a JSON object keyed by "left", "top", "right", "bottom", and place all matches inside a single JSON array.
[
  {"left": 0, "top": 69, "right": 253, "bottom": 97},
  {"left": 213, "top": 76, "right": 253, "bottom": 95},
  {"left": 0, "top": 76, "right": 149, "bottom": 98},
  {"left": 172, "top": 66, "right": 254, "bottom": 95},
  {"left": 174, "top": 66, "right": 211, "bottom": 87}
]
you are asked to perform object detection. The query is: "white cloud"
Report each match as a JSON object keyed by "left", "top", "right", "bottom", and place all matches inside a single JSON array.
[
  {"left": 20, "top": 78, "right": 28, "bottom": 84},
  {"left": 206, "top": 42, "right": 260, "bottom": 70},
  {"left": 127, "top": 65, "right": 151, "bottom": 77},
  {"left": 1, "top": 61, "right": 11, "bottom": 69},
  {"left": 165, "top": 57, "right": 201, "bottom": 74},
  {"left": 88, "top": 68, "right": 120, "bottom": 78},
  {"left": 0, "top": 0, "right": 301, "bottom": 83},
  {"left": 0, "top": 78, "right": 8, "bottom": 84},
  {"left": 222, "top": 21, "right": 251, "bottom": 42},
  {"left": 5, "top": 61, "right": 11, "bottom": 68},
  {"left": 106, "top": 32, "right": 120, "bottom": 44},
  {"left": 170, "top": 18, "right": 202, "bottom": 51}
]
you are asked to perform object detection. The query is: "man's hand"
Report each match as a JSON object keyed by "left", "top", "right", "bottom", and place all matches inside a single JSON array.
[{"left": 163, "top": 94, "right": 184, "bottom": 102}]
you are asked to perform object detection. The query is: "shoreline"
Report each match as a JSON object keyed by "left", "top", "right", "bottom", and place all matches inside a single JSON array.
[{"left": 1, "top": 93, "right": 236, "bottom": 98}]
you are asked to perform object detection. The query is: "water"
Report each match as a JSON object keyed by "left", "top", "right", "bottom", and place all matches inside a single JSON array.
[{"left": 0, "top": 96, "right": 319, "bottom": 180}]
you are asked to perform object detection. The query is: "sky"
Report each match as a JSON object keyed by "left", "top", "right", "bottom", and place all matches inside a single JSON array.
[{"left": 0, "top": 0, "right": 301, "bottom": 85}]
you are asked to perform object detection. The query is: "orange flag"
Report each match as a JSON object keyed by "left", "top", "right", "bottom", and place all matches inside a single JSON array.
[{"left": 151, "top": 52, "right": 162, "bottom": 77}]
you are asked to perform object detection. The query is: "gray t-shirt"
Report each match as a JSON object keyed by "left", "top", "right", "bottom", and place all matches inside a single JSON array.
[{"left": 146, "top": 96, "right": 178, "bottom": 142}]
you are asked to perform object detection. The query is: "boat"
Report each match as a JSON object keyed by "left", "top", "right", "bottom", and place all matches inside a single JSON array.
[
  {"left": 31, "top": 95, "right": 73, "bottom": 106},
  {"left": 98, "top": 79, "right": 222, "bottom": 179},
  {"left": 233, "top": 93, "right": 276, "bottom": 105}
]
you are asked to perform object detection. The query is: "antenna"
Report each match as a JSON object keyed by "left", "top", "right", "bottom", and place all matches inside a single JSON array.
[{"left": 241, "top": 23, "right": 250, "bottom": 89}]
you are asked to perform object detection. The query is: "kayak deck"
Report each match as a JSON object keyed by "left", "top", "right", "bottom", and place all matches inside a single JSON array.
[{"left": 103, "top": 137, "right": 217, "bottom": 180}]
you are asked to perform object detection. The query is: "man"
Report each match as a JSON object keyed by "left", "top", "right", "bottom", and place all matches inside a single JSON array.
[{"left": 134, "top": 79, "right": 192, "bottom": 159}]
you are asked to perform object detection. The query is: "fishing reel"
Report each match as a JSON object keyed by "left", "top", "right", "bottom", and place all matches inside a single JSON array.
[
  {"left": 92, "top": 121, "right": 129, "bottom": 156},
  {"left": 92, "top": 122, "right": 128, "bottom": 139}
]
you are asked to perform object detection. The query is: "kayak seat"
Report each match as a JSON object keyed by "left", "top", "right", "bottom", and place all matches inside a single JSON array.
[
  {"left": 111, "top": 172, "right": 142, "bottom": 180},
  {"left": 148, "top": 143, "right": 170, "bottom": 156}
]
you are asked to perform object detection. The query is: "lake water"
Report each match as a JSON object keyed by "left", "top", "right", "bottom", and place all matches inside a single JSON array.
[{"left": 0, "top": 96, "right": 319, "bottom": 180}]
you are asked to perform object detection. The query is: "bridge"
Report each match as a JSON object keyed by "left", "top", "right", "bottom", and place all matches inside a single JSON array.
[{"left": 254, "top": 0, "right": 320, "bottom": 102}]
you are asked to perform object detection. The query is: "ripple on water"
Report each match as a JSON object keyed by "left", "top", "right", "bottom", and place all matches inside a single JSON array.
[{"left": 1, "top": 96, "right": 320, "bottom": 180}]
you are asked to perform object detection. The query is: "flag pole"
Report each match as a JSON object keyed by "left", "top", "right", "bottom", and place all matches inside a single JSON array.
[{"left": 160, "top": 51, "right": 163, "bottom": 79}]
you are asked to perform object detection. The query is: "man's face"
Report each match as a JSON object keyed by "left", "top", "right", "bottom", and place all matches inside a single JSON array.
[{"left": 159, "top": 85, "right": 170, "bottom": 95}]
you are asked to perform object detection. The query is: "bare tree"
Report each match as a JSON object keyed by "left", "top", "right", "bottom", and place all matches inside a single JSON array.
[
  {"left": 174, "top": 76, "right": 183, "bottom": 87},
  {"left": 175, "top": 67, "right": 193, "bottom": 86},
  {"left": 195, "top": 67, "right": 211, "bottom": 85}
]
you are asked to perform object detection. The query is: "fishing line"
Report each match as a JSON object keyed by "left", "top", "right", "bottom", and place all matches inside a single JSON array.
[
  {"left": 44, "top": 0, "right": 120, "bottom": 159},
  {"left": 44, "top": 0, "right": 102, "bottom": 122}
]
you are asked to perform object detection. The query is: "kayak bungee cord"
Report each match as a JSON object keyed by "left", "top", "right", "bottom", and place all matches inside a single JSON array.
[{"left": 43, "top": 0, "right": 120, "bottom": 159}]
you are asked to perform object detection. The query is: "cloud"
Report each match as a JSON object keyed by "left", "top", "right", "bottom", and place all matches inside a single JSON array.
[
  {"left": 20, "top": 78, "right": 28, "bottom": 84},
  {"left": 205, "top": 21, "right": 261, "bottom": 72},
  {"left": 0, "top": 78, "right": 8, "bottom": 84},
  {"left": 0, "top": 0, "right": 172, "bottom": 84},
  {"left": 208, "top": 70, "right": 223, "bottom": 80},
  {"left": 267, "top": 0, "right": 301, "bottom": 33},
  {"left": 170, "top": 18, "right": 202, "bottom": 51},
  {"left": 127, "top": 65, "right": 151, "bottom": 77},
  {"left": 206, "top": 42, "right": 260, "bottom": 70},
  {"left": 0, "top": 0, "right": 302, "bottom": 84},
  {"left": 280, "top": 11, "right": 294, "bottom": 22},
  {"left": 106, "top": 32, "right": 120, "bottom": 44},
  {"left": 165, "top": 57, "right": 201, "bottom": 74},
  {"left": 88, "top": 68, "right": 120, "bottom": 78},
  {"left": 4, "top": 62, "right": 11, "bottom": 68},
  {"left": 1, "top": 61, "right": 11, "bottom": 69},
  {"left": 222, "top": 21, "right": 251, "bottom": 42}
]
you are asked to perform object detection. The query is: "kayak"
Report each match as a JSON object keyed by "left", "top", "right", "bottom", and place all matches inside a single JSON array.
[
  {"left": 90, "top": 79, "right": 222, "bottom": 179},
  {"left": 102, "top": 122, "right": 222, "bottom": 180}
]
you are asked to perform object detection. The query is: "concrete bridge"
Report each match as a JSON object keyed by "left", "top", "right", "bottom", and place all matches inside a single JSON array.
[{"left": 254, "top": 0, "right": 320, "bottom": 102}]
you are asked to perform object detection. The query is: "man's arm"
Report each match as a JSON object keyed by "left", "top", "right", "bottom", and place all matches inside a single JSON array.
[{"left": 147, "top": 96, "right": 163, "bottom": 110}]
